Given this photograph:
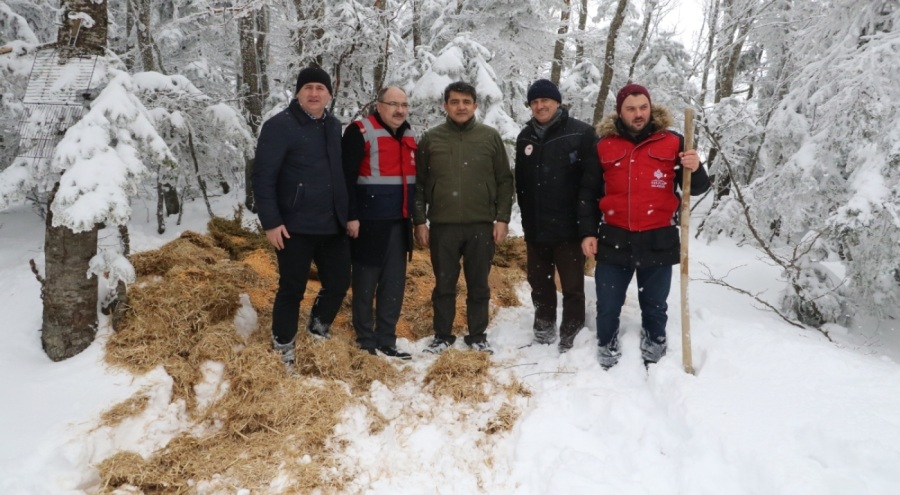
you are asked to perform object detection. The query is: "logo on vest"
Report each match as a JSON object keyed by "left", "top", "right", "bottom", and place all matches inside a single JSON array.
[
  {"left": 650, "top": 169, "right": 668, "bottom": 189},
  {"left": 524, "top": 144, "right": 533, "bottom": 156}
]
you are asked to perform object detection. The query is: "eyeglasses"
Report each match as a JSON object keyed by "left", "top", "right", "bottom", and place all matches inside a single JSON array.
[{"left": 379, "top": 101, "right": 410, "bottom": 109}]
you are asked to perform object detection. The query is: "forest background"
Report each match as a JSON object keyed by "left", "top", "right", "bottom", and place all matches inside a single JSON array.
[{"left": 0, "top": 0, "right": 898, "bottom": 352}]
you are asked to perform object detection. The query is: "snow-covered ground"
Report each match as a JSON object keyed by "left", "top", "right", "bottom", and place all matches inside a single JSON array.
[{"left": 1, "top": 195, "right": 899, "bottom": 494}]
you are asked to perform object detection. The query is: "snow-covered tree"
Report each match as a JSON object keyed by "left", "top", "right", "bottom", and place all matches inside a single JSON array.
[
  {"left": 700, "top": 1, "right": 900, "bottom": 324},
  {"left": 411, "top": 35, "right": 518, "bottom": 139}
]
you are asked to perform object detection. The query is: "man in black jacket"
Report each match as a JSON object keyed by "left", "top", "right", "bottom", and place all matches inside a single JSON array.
[
  {"left": 342, "top": 86, "right": 415, "bottom": 360},
  {"left": 252, "top": 67, "right": 351, "bottom": 367},
  {"left": 515, "top": 79, "right": 599, "bottom": 352}
]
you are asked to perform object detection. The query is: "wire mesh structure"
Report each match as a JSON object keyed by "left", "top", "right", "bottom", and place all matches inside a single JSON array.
[{"left": 14, "top": 49, "right": 100, "bottom": 163}]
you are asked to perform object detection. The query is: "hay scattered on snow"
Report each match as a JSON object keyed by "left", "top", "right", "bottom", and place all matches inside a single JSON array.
[
  {"left": 423, "top": 349, "right": 493, "bottom": 403},
  {"left": 98, "top": 212, "right": 530, "bottom": 492},
  {"left": 98, "top": 393, "right": 150, "bottom": 429},
  {"left": 484, "top": 402, "right": 519, "bottom": 435}
]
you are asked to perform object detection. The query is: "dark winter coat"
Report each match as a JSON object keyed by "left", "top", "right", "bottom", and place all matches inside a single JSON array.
[
  {"left": 342, "top": 114, "right": 415, "bottom": 266},
  {"left": 577, "top": 106, "right": 710, "bottom": 268},
  {"left": 413, "top": 117, "right": 514, "bottom": 226},
  {"left": 252, "top": 100, "right": 348, "bottom": 235},
  {"left": 515, "top": 108, "right": 599, "bottom": 244}
]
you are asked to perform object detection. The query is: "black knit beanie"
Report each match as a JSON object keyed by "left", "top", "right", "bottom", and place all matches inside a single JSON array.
[
  {"left": 526, "top": 79, "right": 562, "bottom": 104},
  {"left": 295, "top": 67, "right": 333, "bottom": 95}
]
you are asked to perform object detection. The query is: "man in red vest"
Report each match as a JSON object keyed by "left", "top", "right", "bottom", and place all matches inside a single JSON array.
[
  {"left": 342, "top": 86, "right": 416, "bottom": 359},
  {"left": 578, "top": 84, "right": 710, "bottom": 369}
]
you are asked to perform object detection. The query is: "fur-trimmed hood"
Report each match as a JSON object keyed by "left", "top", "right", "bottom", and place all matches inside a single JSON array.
[{"left": 594, "top": 105, "right": 675, "bottom": 138}]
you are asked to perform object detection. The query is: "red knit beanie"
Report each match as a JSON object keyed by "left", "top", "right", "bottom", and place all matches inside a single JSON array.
[{"left": 615, "top": 84, "right": 651, "bottom": 114}]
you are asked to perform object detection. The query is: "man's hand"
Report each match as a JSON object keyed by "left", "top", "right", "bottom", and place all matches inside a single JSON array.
[
  {"left": 414, "top": 224, "right": 429, "bottom": 248},
  {"left": 581, "top": 236, "right": 598, "bottom": 257},
  {"left": 346, "top": 220, "right": 360, "bottom": 239},
  {"left": 679, "top": 149, "right": 700, "bottom": 172},
  {"left": 493, "top": 221, "right": 509, "bottom": 244},
  {"left": 266, "top": 225, "right": 290, "bottom": 250}
]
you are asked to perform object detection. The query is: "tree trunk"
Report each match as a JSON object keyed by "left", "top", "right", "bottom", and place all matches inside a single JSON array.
[
  {"left": 124, "top": 0, "right": 135, "bottom": 70},
  {"left": 550, "top": 0, "right": 571, "bottom": 85},
  {"left": 57, "top": 0, "right": 108, "bottom": 53},
  {"left": 156, "top": 169, "right": 166, "bottom": 234},
  {"left": 699, "top": 0, "right": 720, "bottom": 103},
  {"left": 136, "top": 0, "right": 158, "bottom": 72},
  {"left": 291, "top": 0, "right": 325, "bottom": 69},
  {"left": 575, "top": 0, "right": 587, "bottom": 65},
  {"left": 592, "top": 0, "right": 629, "bottom": 126},
  {"left": 42, "top": 0, "right": 108, "bottom": 361},
  {"left": 412, "top": 0, "right": 422, "bottom": 51},
  {"left": 42, "top": 184, "right": 99, "bottom": 361},
  {"left": 715, "top": 0, "right": 752, "bottom": 103},
  {"left": 101, "top": 225, "right": 130, "bottom": 332},
  {"left": 239, "top": 6, "right": 268, "bottom": 211},
  {"left": 373, "top": 0, "right": 388, "bottom": 93},
  {"left": 188, "top": 128, "right": 214, "bottom": 218},
  {"left": 627, "top": 0, "right": 656, "bottom": 80}
]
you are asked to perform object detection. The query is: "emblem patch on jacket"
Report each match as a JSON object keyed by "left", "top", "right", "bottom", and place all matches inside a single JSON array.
[
  {"left": 524, "top": 144, "right": 534, "bottom": 156},
  {"left": 651, "top": 169, "right": 668, "bottom": 189}
]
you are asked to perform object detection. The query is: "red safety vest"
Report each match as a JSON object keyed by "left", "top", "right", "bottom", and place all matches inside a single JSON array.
[
  {"left": 355, "top": 115, "right": 417, "bottom": 218},
  {"left": 597, "top": 130, "right": 681, "bottom": 232}
]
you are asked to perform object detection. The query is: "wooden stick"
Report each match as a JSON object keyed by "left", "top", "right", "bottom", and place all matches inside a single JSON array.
[{"left": 680, "top": 108, "right": 695, "bottom": 375}]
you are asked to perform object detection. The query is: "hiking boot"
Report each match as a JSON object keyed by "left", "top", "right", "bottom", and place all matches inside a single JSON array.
[
  {"left": 308, "top": 319, "right": 332, "bottom": 340},
  {"left": 469, "top": 341, "right": 494, "bottom": 355},
  {"left": 597, "top": 344, "right": 620, "bottom": 370},
  {"left": 273, "top": 337, "right": 296, "bottom": 368},
  {"left": 533, "top": 320, "right": 558, "bottom": 345},
  {"left": 423, "top": 338, "right": 452, "bottom": 354},
  {"left": 377, "top": 345, "right": 412, "bottom": 360},
  {"left": 640, "top": 328, "right": 667, "bottom": 364},
  {"left": 557, "top": 325, "right": 582, "bottom": 353}
]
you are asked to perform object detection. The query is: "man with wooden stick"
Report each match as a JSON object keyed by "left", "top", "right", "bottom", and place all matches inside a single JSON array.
[{"left": 577, "top": 84, "right": 709, "bottom": 369}]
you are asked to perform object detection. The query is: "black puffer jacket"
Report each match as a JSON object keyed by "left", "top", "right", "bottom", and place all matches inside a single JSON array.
[
  {"left": 252, "top": 100, "right": 348, "bottom": 234},
  {"left": 515, "top": 108, "right": 599, "bottom": 244}
]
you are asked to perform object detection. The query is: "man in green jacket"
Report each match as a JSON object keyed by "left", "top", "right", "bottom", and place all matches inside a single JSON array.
[{"left": 413, "top": 81, "right": 514, "bottom": 355}]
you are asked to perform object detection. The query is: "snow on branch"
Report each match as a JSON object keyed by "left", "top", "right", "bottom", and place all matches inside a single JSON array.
[
  {"left": 0, "top": 2, "right": 39, "bottom": 45},
  {"left": 50, "top": 69, "right": 176, "bottom": 233}
]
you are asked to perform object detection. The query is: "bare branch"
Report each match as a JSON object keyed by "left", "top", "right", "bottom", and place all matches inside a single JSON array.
[
  {"left": 697, "top": 263, "right": 834, "bottom": 342},
  {"left": 29, "top": 259, "right": 45, "bottom": 288}
]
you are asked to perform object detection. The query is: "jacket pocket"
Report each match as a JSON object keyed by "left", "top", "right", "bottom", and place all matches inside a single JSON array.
[
  {"left": 647, "top": 142, "right": 678, "bottom": 162},
  {"left": 291, "top": 182, "right": 304, "bottom": 210}
]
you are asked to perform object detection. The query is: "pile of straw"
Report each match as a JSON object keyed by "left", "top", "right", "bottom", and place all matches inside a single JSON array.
[{"left": 98, "top": 213, "right": 530, "bottom": 492}]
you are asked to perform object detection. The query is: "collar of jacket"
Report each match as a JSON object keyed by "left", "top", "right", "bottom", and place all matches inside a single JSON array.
[
  {"left": 289, "top": 99, "right": 329, "bottom": 125},
  {"left": 528, "top": 107, "right": 567, "bottom": 137},
  {"left": 445, "top": 115, "right": 477, "bottom": 132},
  {"left": 370, "top": 111, "right": 411, "bottom": 139},
  {"left": 595, "top": 105, "right": 674, "bottom": 141}
]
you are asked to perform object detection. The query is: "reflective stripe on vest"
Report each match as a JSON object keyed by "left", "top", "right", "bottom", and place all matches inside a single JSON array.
[{"left": 356, "top": 115, "right": 417, "bottom": 183}]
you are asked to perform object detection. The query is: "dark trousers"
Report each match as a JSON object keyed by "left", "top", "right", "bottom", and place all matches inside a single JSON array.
[
  {"left": 272, "top": 233, "right": 350, "bottom": 344},
  {"left": 429, "top": 223, "right": 494, "bottom": 345},
  {"left": 526, "top": 241, "right": 585, "bottom": 335},
  {"left": 351, "top": 221, "right": 407, "bottom": 349},
  {"left": 594, "top": 263, "right": 671, "bottom": 361}
]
